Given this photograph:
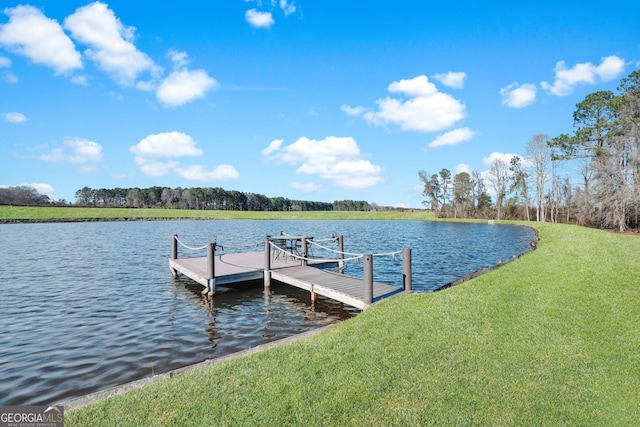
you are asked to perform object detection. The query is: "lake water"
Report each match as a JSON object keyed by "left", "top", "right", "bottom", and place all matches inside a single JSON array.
[{"left": 0, "top": 220, "right": 535, "bottom": 406}]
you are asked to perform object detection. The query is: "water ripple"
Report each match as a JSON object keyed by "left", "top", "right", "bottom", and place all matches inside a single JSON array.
[{"left": 0, "top": 220, "right": 533, "bottom": 405}]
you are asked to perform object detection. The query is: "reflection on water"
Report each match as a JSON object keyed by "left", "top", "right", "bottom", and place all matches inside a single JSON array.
[{"left": 0, "top": 220, "right": 534, "bottom": 406}]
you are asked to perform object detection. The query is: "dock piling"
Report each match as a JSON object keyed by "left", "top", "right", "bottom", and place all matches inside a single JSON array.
[
  {"left": 205, "top": 242, "right": 216, "bottom": 296},
  {"left": 263, "top": 239, "right": 271, "bottom": 289},
  {"left": 403, "top": 247, "right": 412, "bottom": 292},
  {"left": 363, "top": 254, "right": 373, "bottom": 305},
  {"left": 301, "top": 236, "right": 308, "bottom": 266},
  {"left": 170, "top": 234, "right": 178, "bottom": 278}
]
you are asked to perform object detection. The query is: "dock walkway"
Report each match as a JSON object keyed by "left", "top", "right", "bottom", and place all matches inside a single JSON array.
[{"left": 169, "top": 234, "right": 411, "bottom": 310}]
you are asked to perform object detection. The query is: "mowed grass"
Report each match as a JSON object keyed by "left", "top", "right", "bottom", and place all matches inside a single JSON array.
[
  {"left": 0, "top": 205, "right": 433, "bottom": 221},
  {"left": 64, "top": 221, "right": 640, "bottom": 426}
]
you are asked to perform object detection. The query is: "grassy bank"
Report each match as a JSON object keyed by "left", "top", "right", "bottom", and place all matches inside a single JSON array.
[
  {"left": 65, "top": 222, "right": 640, "bottom": 426},
  {"left": 0, "top": 205, "right": 433, "bottom": 222}
]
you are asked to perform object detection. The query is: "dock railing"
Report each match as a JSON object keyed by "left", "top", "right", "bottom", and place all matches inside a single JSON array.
[
  {"left": 266, "top": 234, "right": 412, "bottom": 304},
  {"left": 172, "top": 233, "right": 412, "bottom": 305}
]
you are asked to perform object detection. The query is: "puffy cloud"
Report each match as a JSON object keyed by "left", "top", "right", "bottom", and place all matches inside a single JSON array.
[
  {"left": 261, "top": 139, "right": 283, "bottom": 156},
  {"left": 433, "top": 71, "right": 467, "bottom": 89},
  {"left": 156, "top": 68, "right": 218, "bottom": 107},
  {"left": 340, "top": 104, "right": 368, "bottom": 116},
  {"left": 454, "top": 163, "right": 472, "bottom": 175},
  {"left": 168, "top": 49, "right": 189, "bottom": 67},
  {"left": 0, "top": 5, "right": 82, "bottom": 74},
  {"left": 131, "top": 131, "right": 238, "bottom": 182},
  {"left": 176, "top": 164, "right": 239, "bottom": 181},
  {"left": 263, "top": 136, "right": 385, "bottom": 190},
  {"left": 4, "top": 112, "right": 26, "bottom": 123},
  {"left": 133, "top": 157, "right": 179, "bottom": 177},
  {"left": 288, "top": 182, "right": 321, "bottom": 192},
  {"left": 63, "top": 2, "right": 158, "bottom": 85},
  {"left": 541, "top": 55, "right": 625, "bottom": 96},
  {"left": 500, "top": 82, "right": 537, "bottom": 108},
  {"left": 0, "top": 55, "right": 10, "bottom": 67},
  {"left": 279, "top": 0, "right": 297, "bottom": 16},
  {"left": 343, "top": 75, "right": 466, "bottom": 133},
  {"left": 428, "top": 127, "right": 476, "bottom": 148},
  {"left": 245, "top": 9, "right": 274, "bottom": 28},
  {"left": 38, "top": 138, "right": 103, "bottom": 167},
  {"left": 130, "top": 131, "right": 203, "bottom": 157},
  {"left": 482, "top": 152, "right": 519, "bottom": 168}
]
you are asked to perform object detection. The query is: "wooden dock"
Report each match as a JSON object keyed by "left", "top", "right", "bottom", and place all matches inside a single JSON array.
[{"left": 169, "top": 234, "right": 411, "bottom": 310}]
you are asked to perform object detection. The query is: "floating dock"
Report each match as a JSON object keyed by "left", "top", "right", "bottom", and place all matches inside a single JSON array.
[{"left": 169, "top": 234, "right": 411, "bottom": 310}]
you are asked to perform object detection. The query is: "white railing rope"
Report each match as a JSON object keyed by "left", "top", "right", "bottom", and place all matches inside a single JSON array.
[{"left": 174, "top": 237, "right": 208, "bottom": 251}]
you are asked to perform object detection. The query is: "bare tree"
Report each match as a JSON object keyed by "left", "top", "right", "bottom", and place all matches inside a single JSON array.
[
  {"left": 527, "top": 134, "right": 550, "bottom": 222},
  {"left": 487, "top": 158, "right": 509, "bottom": 220}
]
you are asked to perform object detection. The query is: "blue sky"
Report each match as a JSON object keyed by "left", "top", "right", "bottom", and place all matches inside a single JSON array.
[{"left": 1, "top": 1, "right": 639, "bottom": 207}]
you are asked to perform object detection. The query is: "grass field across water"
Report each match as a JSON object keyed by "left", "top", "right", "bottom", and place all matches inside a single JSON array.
[{"left": 9, "top": 210, "right": 636, "bottom": 425}]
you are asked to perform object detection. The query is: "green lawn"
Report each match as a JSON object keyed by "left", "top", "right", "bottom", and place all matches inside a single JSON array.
[
  {"left": 64, "top": 221, "right": 640, "bottom": 426},
  {"left": 0, "top": 205, "right": 433, "bottom": 221}
]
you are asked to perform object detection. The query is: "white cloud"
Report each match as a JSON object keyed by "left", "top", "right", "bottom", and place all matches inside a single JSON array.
[
  {"left": 261, "top": 139, "right": 283, "bottom": 156},
  {"left": 24, "top": 182, "right": 55, "bottom": 197},
  {"left": 344, "top": 75, "right": 466, "bottom": 133},
  {"left": 433, "top": 71, "right": 466, "bottom": 89},
  {"left": 0, "top": 5, "right": 82, "bottom": 74},
  {"left": 4, "top": 112, "right": 26, "bottom": 123},
  {"left": 288, "top": 182, "right": 321, "bottom": 192},
  {"left": 279, "top": 0, "right": 297, "bottom": 16},
  {"left": 64, "top": 2, "right": 158, "bottom": 85},
  {"left": 245, "top": 9, "right": 274, "bottom": 28},
  {"left": 38, "top": 138, "right": 103, "bottom": 166},
  {"left": 0, "top": 55, "right": 10, "bottom": 67},
  {"left": 541, "top": 55, "right": 625, "bottom": 96},
  {"left": 130, "top": 131, "right": 203, "bottom": 158},
  {"left": 263, "top": 136, "right": 385, "bottom": 189},
  {"left": 340, "top": 104, "right": 368, "bottom": 116},
  {"left": 428, "top": 127, "right": 476, "bottom": 148},
  {"left": 500, "top": 82, "right": 537, "bottom": 108},
  {"left": 3, "top": 71, "right": 17, "bottom": 83},
  {"left": 168, "top": 49, "right": 189, "bottom": 67},
  {"left": 131, "top": 131, "right": 238, "bottom": 182},
  {"left": 454, "top": 163, "right": 472, "bottom": 175},
  {"left": 133, "top": 157, "right": 178, "bottom": 177},
  {"left": 156, "top": 68, "right": 218, "bottom": 106},
  {"left": 176, "top": 164, "right": 239, "bottom": 181},
  {"left": 388, "top": 75, "right": 438, "bottom": 97},
  {"left": 482, "top": 152, "right": 518, "bottom": 168}
]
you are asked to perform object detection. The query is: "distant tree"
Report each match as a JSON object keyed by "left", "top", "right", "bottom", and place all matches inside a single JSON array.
[
  {"left": 418, "top": 170, "right": 442, "bottom": 216},
  {"left": 527, "top": 134, "right": 551, "bottom": 222},
  {"left": 509, "top": 156, "right": 530, "bottom": 221},
  {"left": 452, "top": 172, "right": 473, "bottom": 218},
  {"left": 0, "top": 186, "right": 50, "bottom": 206},
  {"left": 487, "top": 158, "right": 509, "bottom": 220}
]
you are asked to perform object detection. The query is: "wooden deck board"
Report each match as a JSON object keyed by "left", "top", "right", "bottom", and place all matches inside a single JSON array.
[{"left": 170, "top": 251, "right": 403, "bottom": 309}]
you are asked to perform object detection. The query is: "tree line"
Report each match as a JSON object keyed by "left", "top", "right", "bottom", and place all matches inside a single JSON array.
[
  {"left": 419, "top": 70, "right": 640, "bottom": 232},
  {"left": 73, "top": 186, "right": 377, "bottom": 212},
  {"left": 0, "top": 186, "right": 62, "bottom": 206}
]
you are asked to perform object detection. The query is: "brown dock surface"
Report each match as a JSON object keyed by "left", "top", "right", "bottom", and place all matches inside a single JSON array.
[{"left": 170, "top": 251, "right": 403, "bottom": 309}]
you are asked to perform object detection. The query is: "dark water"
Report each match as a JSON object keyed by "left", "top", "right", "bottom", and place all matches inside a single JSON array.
[{"left": 0, "top": 220, "right": 534, "bottom": 406}]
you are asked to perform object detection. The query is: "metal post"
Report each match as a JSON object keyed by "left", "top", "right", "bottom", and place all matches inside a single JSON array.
[
  {"left": 170, "top": 234, "right": 179, "bottom": 278},
  {"left": 206, "top": 242, "right": 216, "bottom": 295},
  {"left": 264, "top": 239, "right": 271, "bottom": 289},
  {"left": 171, "top": 234, "right": 178, "bottom": 260},
  {"left": 363, "top": 254, "right": 373, "bottom": 305},
  {"left": 301, "top": 236, "right": 308, "bottom": 266},
  {"left": 403, "top": 248, "right": 412, "bottom": 292},
  {"left": 338, "top": 235, "right": 344, "bottom": 269}
]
